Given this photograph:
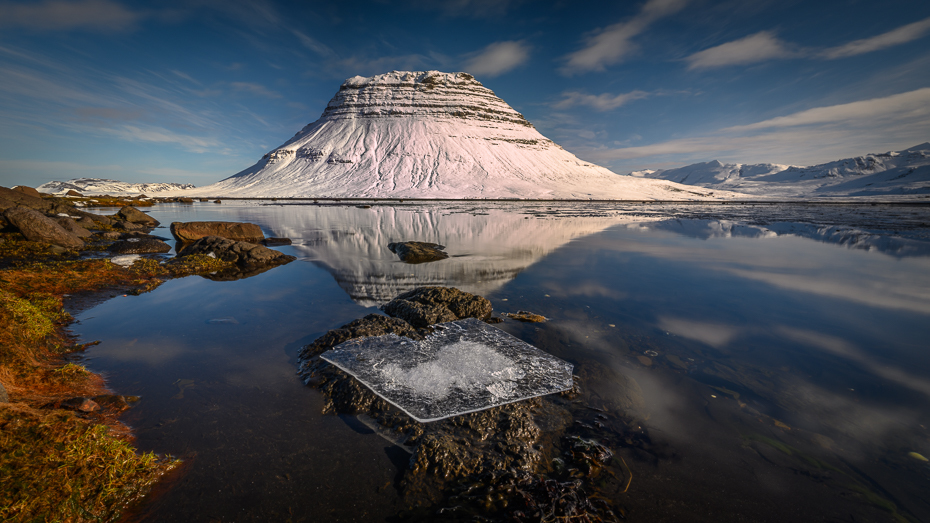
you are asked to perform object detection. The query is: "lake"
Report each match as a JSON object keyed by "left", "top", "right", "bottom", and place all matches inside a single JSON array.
[{"left": 73, "top": 201, "right": 930, "bottom": 522}]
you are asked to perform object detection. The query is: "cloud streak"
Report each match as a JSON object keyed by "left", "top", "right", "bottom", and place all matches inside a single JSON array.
[
  {"left": 561, "top": 0, "right": 689, "bottom": 75},
  {"left": 0, "top": 0, "right": 142, "bottom": 32},
  {"left": 461, "top": 41, "right": 530, "bottom": 77},
  {"left": 553, "top": 90, "right": 650, "bottom": 111},
  {"left": 686, "top": 31, "right": 796, "bottom": 69},
  {"left": 821, "top": 16, "right": 930, "bottom": 59}
]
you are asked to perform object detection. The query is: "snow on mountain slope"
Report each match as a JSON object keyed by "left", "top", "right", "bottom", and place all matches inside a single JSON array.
[
  {"left": 37, "top": 178, "right": 195, "bottom": 195},
  {"left": 180, "top": 71, "right": 735, "bottom": 200},
  {"left": 639, "top": 143, "right": 930, "bottom": 198}
]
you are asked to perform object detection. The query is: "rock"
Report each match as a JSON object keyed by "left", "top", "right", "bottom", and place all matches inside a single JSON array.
[
  {"left": 0, "top": 380, "right": 8, "bottom": 402},
  {"left": 96, "top": 231, "right": 122, "bottom": 240},
  {"left": 176, "top": 235, "right": 295, "bottom": 268},
  {"left": 178, "top": 197, "right": 194, "bottom": 203},
  {"left": 502, "top": 310, "right": 547, "bottom": 322},
  {"left": 0, "top": 186, "right": 54, "bottom": 212},
  {"left": 116, "top": 205, "right": 159, "bottom": 226},
  {"left": 55, "top": 216, "right": 93, "bottom": 238},
  {"left": 92, "top": 394, "right": 132, "bottom": 412},
  {"left": 3, "top": 206, "right": 84, "bottom": 249},
  {"left": 113, "top": 220, "right": 144, "bottom": 231},
  {"left": 261, "top": 237, "right": 292, "bottom": 246},
  {"left": 59, "top": 397, "right": 100, "bottom": 412},
  {"left": 170, "top": 221, "right": 264, "bottom": 243},
  {"left": 108, "top": 237, "right": 171, "bottom": 254},
  {"left": 12, "top": 185, "right": 42, "bottom": 198},
  {"left": 214, "top": 199, "right": 221, "bottom": 203},
  {"left": 65, "top": 189, "right": 84, "bottom": 197},
  {"left": 72, "top": 209, "right": 112, "bottom": 226},
  {"left": 381, "top": 286, "right": 492, "bottom": 328},
  {"left": 388, "top": 241, "right": 449, "bottom": 263}
]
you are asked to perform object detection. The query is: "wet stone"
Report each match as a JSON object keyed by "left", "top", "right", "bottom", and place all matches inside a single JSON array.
[
  {"left": 108, "top": 237, "right": 171, "bottom": 254},
  {"left": 388, "top": 241, "right": 449, "bottom": 263}
]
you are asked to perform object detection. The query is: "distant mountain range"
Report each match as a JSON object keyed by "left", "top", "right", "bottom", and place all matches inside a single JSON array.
[
  {"left": 631, "top": 143, "right": 930, "bottom": 198},
  {"left": 37, "top": 178, "right": 196, "bottom": 195}
]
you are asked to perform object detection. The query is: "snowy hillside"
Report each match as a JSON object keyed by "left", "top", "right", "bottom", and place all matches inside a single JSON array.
[
  {"left": 178, "top": 71, "right": 735, "bottom": 200},
  {"left": 637, "top": 143, "right": 930, "bottom": 198},
  {"left": 37, "top": 178, "right": 195, "bottom": 195}
]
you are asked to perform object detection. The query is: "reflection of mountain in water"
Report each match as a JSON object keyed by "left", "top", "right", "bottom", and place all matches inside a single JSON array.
[
  {"left": 257, "top": 204, "right": 634, "bottom": 305},
  {"left": 640, "top": 219, "right": 930, "bottom": 257}
]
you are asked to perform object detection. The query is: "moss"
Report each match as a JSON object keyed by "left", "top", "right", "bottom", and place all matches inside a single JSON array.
[{"left": 0, "top": 408, "right": 177, "bottom": 523}]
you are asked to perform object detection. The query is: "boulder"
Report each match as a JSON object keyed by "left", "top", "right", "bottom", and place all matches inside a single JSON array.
[
  {"left": 71, "top": 209, "right": 113, "bottom": 226},
  {"left": 0, "top": 186, "right": 53, "bottom": 212},
  {"left": 116, "top": 205, "right": 159, "bottom": 226},
  {"left": 388, "top": 241, "right": 449, "bottom": 263},
  {"left": 176, "top": 235, "right": 295, "bottom": 268},
  {"left": 381, "top": 286, "right": 492, "bottom": 328},
  {"left": 261, "top": 237, "right": 292, "bottom": 246},
  {"left": 178, "top": 197, "right": 194, "bottom": 203},
  {"left": 3, "top": 206, "right": 84, "bottom": 249},
  {"left": 170, "top": 221, "right": 264, "bottom": 243},
  {"left": 113, "top": 220, "right": 144, "bottom": 231},
  {"left": 55, "top": 216, "right": 93, "bottom": 238},
  {"left": 108, "top": 237, "right": 171, "bottom": 254},
  {"left": 12, "top": 186, "right": 42, "bottom": 198}
]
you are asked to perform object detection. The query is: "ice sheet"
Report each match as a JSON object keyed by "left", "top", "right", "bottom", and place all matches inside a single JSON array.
[{"left": 320, "top": 317, "right": 573, "bottom": 422}]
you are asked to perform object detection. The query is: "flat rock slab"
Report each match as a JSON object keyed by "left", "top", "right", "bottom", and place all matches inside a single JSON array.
[
  {"left": 388, "top": 241, "right": 449, "bottom": 263},
  {"left": 321, "top": 317, "right": 573, "bottom": 422},
  {"left": 171, "top": 221, "right": 264, "bottom": 243}
]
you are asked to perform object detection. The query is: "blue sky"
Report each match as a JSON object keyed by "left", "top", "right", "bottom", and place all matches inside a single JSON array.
[{"left": 1, "top": 0, "right": 929, "bottom": 188}]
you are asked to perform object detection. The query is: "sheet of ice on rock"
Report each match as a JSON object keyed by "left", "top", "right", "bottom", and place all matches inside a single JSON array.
[{"left": 321, "top": 318, "right": 574, "bottom": 422}]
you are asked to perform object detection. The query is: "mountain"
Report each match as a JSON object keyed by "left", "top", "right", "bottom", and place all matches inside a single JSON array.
[
  {"left": 182, "top": 71, "right": 733, "bottom": 200},
  {"left": 37, "top": 178, "right": 196, "bottom": 195},
  {"left": 637, "top": 143, "right": 930, "bottom": 198}
]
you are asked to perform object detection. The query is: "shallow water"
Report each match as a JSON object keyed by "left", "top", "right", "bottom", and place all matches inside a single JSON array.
[{"left": 73, "top": 201, "right": 930, "bottom": 521}]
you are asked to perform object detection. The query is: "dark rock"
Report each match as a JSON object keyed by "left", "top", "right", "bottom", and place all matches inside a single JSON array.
[
  {"left": 65, "top": 189, "right": 84, "bottom": 197},
  {"left": 176, "top": 235, "right": 295, "bottom": 268},
  {"left": 261, "top": 237, "right": 292, "bottom": 246},
  {"left": 108, "top": 237, "right": 171, "bottom": 254},
  {"left": 3, "top": 206, "right": 84, "bottom": 249},
  {"left": 75, "top": 216, "right": 96, "bottom": 228},
  {"left": 116, "top": 205, "right": 159, "bottom": 226},
  {"left": 113, "top": 220, "right": 144, "bottom": 231},
  {"left": 59, "top": 397, "right": 100, "bottom": 412},
  {"left": 12, "top": 185, "right": 42, "bottom": 198},
  {"left": 299, "top": 314, "right": 422, "bottom": 360},
  {"left": 55, "top": 216, "right": 93, "bottom": 238},
  {"left": 388, "top": 241, "right": 449, "bottom": 263},
  {"left": 0, "top": 380, "right": 8, "bottom": 402},
  {"left": 92, "top": 394, "right": 132, "bottom": 412},
  {"left": 214, "top": 199, "right": 222, "bottom": 204},
  {"left": 72, "top": 209, "right": 112, "bottom": 226},
  {"left": 382, "top": 286, "right": 492, "bottom": 328},
  {"left": 502, "top": 310, "right": 548, "bottom": 323},
  {"left": 0, "top": 186, "right": 54, "bottom": 212},
  {"left": 178, "top": 197, "right": 194, "bottom": 203},
  {"left": 95, "top": 231, "right": 122, "bottom": 240},
  {"left": 170, "top": 221, "right": 264, "bottom": 243}
]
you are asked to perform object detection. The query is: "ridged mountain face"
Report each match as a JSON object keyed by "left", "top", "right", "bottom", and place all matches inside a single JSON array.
[{"left": 189, "top": 71, "right": 726, "bottom": 199}]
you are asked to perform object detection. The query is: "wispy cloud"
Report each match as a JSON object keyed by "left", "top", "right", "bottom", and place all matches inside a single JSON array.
[
  {"left": 821, "top": 16, "right": 930, "bottom": 59},
  {"left": 103, "top": 124, "right": 222, "bottom": 152},
  {"left": 292, "top": 29, "right": 337, "bottom": 59},
  {"left": 461, "top": 41, "right": 530, "bottom": 77},
  {"left": 576, "top": 88, "right": 930, "bottom": 168},
  {"left": 686, "top": 31, "right": 796, "bottom": 69},
  {"left": 0, "top": 0, "right": 142, "bottom": 32},
  {"left": 230, "top": 81, "right": 281, "bottom": 99},
  {"left": 553, "top": 90, "right": 650, "bottom": 111},
  {"left": 687, "top": 17, "right": 930, "bottom": 69},
  {"left": 560, "top": 0, "right": 689, "bottom": 75}
]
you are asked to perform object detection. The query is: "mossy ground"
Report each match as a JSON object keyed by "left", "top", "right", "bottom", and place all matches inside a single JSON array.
[{"left": 0, "top": 231, "right": 235, "bottom": 522}]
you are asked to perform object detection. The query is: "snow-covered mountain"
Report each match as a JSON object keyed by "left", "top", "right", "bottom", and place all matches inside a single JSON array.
[
  {"left": 37, "top": 178, "right": 195, "bottom": 195},
  {"left": 180, "top": 71, "right": 732, "bottom": 200},
  {"left": 636, "top": 143, "right": 930, "bottom": 198}
]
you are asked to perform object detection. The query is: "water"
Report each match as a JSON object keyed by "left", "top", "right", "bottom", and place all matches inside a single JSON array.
[{"left": 72, "top": 201, "right": 930, "bottom": 521}]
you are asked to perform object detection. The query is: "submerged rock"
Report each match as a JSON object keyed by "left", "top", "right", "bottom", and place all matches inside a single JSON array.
[
  {"left": 388, "top": 241, "right": 449, "bottom": 263},
  {"left": 3, "top": 206, "right": 84, "bottom": 249},
  {"left": 170, "top": 221, "right": 265, "bottom": 243},
  {"left": 176, "top": 235, "right": 295, "bottom": 268},
  {"left": 503, "top": 310, "right": 548, "bottom": 323}
]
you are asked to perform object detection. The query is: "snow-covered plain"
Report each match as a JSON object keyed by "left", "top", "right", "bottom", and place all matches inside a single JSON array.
[
  {"left": 37, "top": 178, "right": 195, "bottom": 196},
  {"left": 634, "top": 143, "right": 930, "bottom": 198},
  {"left": 174, "top": 71, "right": 731, "bottom": 200}
]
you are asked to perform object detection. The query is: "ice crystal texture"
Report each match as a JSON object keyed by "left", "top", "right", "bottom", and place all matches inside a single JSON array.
[{"left": 321, "top": 317, "right": 573, "bottom": 422}]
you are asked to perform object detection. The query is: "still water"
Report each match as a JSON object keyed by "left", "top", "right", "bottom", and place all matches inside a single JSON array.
[{"left": 73, "top": 201, "right": 930, "bottom": 522}]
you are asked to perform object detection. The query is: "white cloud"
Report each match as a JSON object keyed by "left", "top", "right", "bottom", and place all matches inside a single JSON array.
[
  {"left": 821, "top": 17, "right": 930, "bottom": 59},
  {"left": 686, "top": 31, "right": 796, "bottom": 69},
  {"left": 0, "top": 0, "right": 142, "bottom": 31},
  {"left": 461, "top": 41, "right": 530, "bottom": 77},
  {"left": 561, "top": 0, "right": 689, "bottom": 75},
  {"left": 553, "top": 90, "right": 650, "bottom": 111},
  {"left": 104, "top": 124, "right": 221, "bottom": 152},
  {"left": 575, "top": 88, "right": 930, "bottom": 169},
  {"left": 230, "top": 81, "right": 281, "bottom": 99}
]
